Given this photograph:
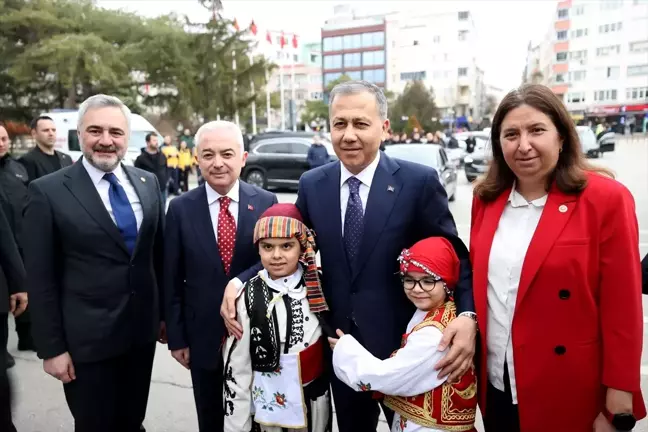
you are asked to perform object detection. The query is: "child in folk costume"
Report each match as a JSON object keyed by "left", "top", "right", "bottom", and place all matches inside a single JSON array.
[
  {"left": 223, "top": 203, "right": 332, "bottom": 432},
  {"left": 330, "top": 237, "right": 477, "bottom": 432}
]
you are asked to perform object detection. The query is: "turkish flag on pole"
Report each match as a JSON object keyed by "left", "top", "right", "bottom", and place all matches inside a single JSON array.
[
  {"left": 292, "top": 34, "right": 298, "bottom": 49},
  {"left": 266, "top": 31, "right": 272, "bottom": 44},
  {"left": 280, "top": 32, "right": 287, "bottom": 49},
  {"left": 233, "top": 18, "right": 240, "bottom": 31},
  {"left": 250, "top": 20, "right": 258, "bottom": 36}
]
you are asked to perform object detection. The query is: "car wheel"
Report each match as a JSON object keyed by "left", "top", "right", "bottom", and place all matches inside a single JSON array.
[
  {"left": 466, "top": 173, "right": 477, "bottom": 183},
  {"left": 246, "top": 169, "right": 267, "bottom": 189}
]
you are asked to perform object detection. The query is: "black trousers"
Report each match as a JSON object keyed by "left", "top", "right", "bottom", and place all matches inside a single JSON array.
[
  {"left": 0, "top": 313, "right": 16, "bottom": 432},
  {"left": 330, "top": 324, "right": 393, "bottom": 432},
  {"left": 63, "top": 342, "right": 156, "bottom": 432},
  {"left": 483, "top": 364, "right": 520, "bottom": 432},
  {"left": 191, "top": 365, "right": 224, "bottom": 432}
]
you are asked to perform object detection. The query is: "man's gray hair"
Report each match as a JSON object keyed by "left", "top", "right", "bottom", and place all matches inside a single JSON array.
[
  {"left": 329, "top": 80, "right": 388, "bottom": 120},
  {"left": 77, "top": 94, "right": 132, "bottom": 135},
  {"left": 195, "top": 120, "right": 245, "bottom": 154}
]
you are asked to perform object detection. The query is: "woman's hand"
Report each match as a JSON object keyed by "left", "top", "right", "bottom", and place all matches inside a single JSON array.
[{"left": 328, "top": 329, "right": 345, "bottom": 350}]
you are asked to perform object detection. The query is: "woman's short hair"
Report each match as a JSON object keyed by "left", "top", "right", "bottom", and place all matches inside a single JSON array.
[{"left": 474, "top": 84, "right": 612, "bottom": 202}]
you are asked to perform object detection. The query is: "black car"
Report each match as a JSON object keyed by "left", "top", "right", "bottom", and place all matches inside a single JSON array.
[
  {"left": 242, "top": 137, "right": 337, "bottom": 190},
  {"left": 248, "top": 131, "right": 323, "bottom": 149}
]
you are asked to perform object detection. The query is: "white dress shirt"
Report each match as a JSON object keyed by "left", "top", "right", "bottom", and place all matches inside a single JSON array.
[
  {"left": 486, "top": 186, "right": 547, "bottom": 404},
  {"left": 82, "top": 157, "right": 143, "bottom": 231},
  {"left": 205, "top": 180, "right": 240, "bottom": 243},
  {"left": 339, "top": 152, "right": 381, "bottom": 234}
]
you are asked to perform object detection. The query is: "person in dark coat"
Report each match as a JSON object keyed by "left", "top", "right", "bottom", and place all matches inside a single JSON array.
[
  {"left": 307, "top": 135, "right": 331, "bottom": 169},
  {"left": 134, "top": 133, "right": 168, "bottom": 201},
  {"left": 642, "top": 254, "right": 647, "bottom": 295},
  {"left": 18, "top": 116, "right": 72, "bottom": 182}
]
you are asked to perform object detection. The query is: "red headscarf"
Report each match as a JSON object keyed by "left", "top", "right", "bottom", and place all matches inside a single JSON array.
[{"left": 398, "top": 237, "right": 460, "bottom": 289}]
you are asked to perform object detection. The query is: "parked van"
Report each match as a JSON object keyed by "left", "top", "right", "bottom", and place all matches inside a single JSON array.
[{"left": 41, "top": 109, "right": 163, "bottom": 165}]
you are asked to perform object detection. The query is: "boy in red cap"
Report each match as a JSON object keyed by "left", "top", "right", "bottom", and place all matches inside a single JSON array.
[
  {"left": 330, "top": 237, "right": 477, "bottom": 432},
  {"left": 223, "top": 203, "right": 332, "bottom": 432}
]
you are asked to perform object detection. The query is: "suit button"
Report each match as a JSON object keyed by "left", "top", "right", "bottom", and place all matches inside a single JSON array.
[
  {"left": 554, "top": 345, "right": 566, "bottom": 355},
  {"left": 559, "top": 289, "right": 570, "bottom": 299},
  {"left": 304, "top": 342, "right": 309, "bottom": 347},
  {"left": 304, "top": 317, "right": 309, "bottom": 322}
]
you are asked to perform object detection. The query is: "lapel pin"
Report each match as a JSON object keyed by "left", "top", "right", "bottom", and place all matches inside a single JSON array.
[
  {"left": 140, "top": 177, "right": 146, "bottom": 183},
  {"left": 387, "top": 185, "right": 395, "bottom": 192},
  {"left": 558, "top": 204, "right": 567, "bottom": 213},
  {"left": 248, "top": 204, "right": 254, "bottom": 211}
]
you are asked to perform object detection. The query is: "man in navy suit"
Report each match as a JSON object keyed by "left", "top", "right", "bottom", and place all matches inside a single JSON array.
[
  {"left": 164, "top": 121, "right": 277, "bottom": 431},
  {"left": 223, "top": 81, "right": 478, "bottom": 431}
]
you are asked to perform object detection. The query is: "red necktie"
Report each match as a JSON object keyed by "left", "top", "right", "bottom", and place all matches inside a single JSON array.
[{"left": 217, "top": 196, "right": 236, "bottom": 275}]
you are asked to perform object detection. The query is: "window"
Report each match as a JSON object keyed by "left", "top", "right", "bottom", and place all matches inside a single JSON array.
[
  {"left": 458, "top": 67, "right": 468, "bottom": 77},
  {"left": 628, "top": 64, "right": 648, "bottom": 76},
  {"left": 68, "top": 130, "right": 80, "bottom": 152},
  {"left": 324, "top": 72, "right": 341, "bottom": 86},
  {"left": 570, "top": 50, "right": 588, "bottom": 61},
  {"left": 343, "top": 53, "right": 361, "bottom": 68},
  {"left": 293, "top": 54, "right": 298, "bottom": 62},
  {"left": 569, "top": 70, "right": 586, "bottom": 81},
  {"left": 361, "top": 31, "right": 384, "bottom": 48},
  {"left": 555, "top": 73, "right": 566, "bottom": 83},
  {"left": 256, "top": 143, "right": 291, "bottom": 154},
  {"left": 343, "top": 34, "right": 362, "bottom": 50},
  {"left": 310, "top": 54, "right": 319, "bottom": 63},
  {"left": 626, "top": 87, "right": 648, "bottom": 101},
  {"left": 594, "top": 89, "right": 618, "bottom": 101},
  {"left": 567, "top": 92, "right": 586, "bottom": 103},
  {"left": 557, "top": 8, "right": 569, "bottom": 18},
  {"left": 556, "top": 52, "right": 568, "bottom": 61},
  {"left": 345, "top": 71, "right": 362, "bottom": 80},
  {"left": 458, "top": 11, "right": 469, "bottom": 20},
  {"left": 629, "top": 40, "right": 648, "bottom": 53},
  {"left": 288, "top": 142, "right": 310, "bottom": 155},
  {"left": 310, "top": 92, "right": 323, "bottom": 100},
  {"left": 596, "top": 45, "right": 621, "bottom": 56},
  {"left": 556, "top": 31, "right": 567, "bottom": 40},
  {"left": 323, "top": 36, "right": 342, "bottom": 51},
  {"left": 574, "top": 4, "right": 585, "bottom": 15},
  {"left": 400, "top": 71, "right": 426, "bottom": 81},
  {"left": 599, "top": 22, "right": 623, "bottom": 33},
  {"left": 601, "top": 0, "right": 623, "bottom": 10},
  {"left": 323, "top": 55, "right": 342, "bottom": 69},
  {"left": 362, "top": 50, "right": 385, "bottom": 66},
  {"left": 458, "top": 30, "right": 468, "bottom": 41},
  {"left": 362, "top": 69, "right": 385, "bottom": 83},
  {"left": 571, "top": 28, "right": 588, "bottom": 38}
]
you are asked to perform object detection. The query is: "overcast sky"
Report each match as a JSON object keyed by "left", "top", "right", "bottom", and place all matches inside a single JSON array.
[{"left": 97, "top": 0, "right": 558, "bottom": 91}]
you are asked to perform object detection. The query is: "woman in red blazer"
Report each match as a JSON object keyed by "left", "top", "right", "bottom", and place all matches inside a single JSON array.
[{"left": 470, "top": 84, "right": 645, "bottom": 432}]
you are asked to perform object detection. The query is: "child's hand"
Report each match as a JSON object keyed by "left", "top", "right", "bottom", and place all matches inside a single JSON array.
[{"left": 327, "top": 329, "right": 345, "bottom": 350}]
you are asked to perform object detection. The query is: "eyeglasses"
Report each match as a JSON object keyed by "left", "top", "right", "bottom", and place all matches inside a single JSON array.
[{"left": 401, "top": 276, "right": 442, "bottom": 292}]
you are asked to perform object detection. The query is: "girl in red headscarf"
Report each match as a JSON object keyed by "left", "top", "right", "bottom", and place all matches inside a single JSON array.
[{"left": 330, "top": 237, "right": 477, "bottom": 432}]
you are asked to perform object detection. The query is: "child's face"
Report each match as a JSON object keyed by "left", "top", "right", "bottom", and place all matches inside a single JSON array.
[
  {"left": 259, "top": 237, "right": 301, "bottom": 279},
  {"left": 402, "top": 271, "right": 447, "bottom": 311}
]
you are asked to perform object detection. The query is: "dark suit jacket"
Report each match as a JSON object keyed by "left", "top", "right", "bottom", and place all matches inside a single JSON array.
[
  {"left": 164, "top": 181, "right": 277, "bottom": 370},
  {"left": 642, "top": 253, "right": 648, "bottom": 295},
  {"left": 18, "top": 146, "right": 73, "bottom": 183},
  {"left": 22, "top": 160, "right": 164, "bottom": 363},
  {"left": 296, "top": 153, "right": 474, "bottom": 360},
  {"left": 0, "top": 204, "right": 25, "bottom": 314}
]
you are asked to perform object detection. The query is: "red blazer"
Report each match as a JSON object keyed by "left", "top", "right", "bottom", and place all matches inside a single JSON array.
[{"left": 470, "top": 172, "right": 646, "bottom": 431}]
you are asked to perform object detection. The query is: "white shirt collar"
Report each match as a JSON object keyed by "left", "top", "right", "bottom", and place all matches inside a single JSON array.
[
  {"left": 82, "top": 157, "right": 127, "bottom": 186},
  {"left": 205, "top": 180, "right": 240, "bottom": 206},
  {"left": 508, "top": 182, "right": 548, "bottom": 208},
  {"left": 260, "top": 265, "right": 304, "bottom": 294},
  {"left": 340, "top": 151, "right": 381, "bottom": 188}
]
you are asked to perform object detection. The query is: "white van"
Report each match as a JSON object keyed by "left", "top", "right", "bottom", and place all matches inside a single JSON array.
[{"left": 41, "top": 110, "right": 163, "bottom": 166}]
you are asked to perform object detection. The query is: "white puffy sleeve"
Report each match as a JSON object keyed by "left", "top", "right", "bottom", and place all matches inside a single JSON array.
[
  {"left": 223, "top": 291, "right": 253, "bottom": 432},
  {"left": 332, "top": 326, "right": 448, "bottom": 397}
]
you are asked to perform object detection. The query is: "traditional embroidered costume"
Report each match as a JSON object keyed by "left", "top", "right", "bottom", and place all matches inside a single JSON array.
[
  {"left": 223, "top": 204, "right": 332, "bottom": 432},
  {"left": 332, "top": 237, "right": 477, "bottom": 432}
]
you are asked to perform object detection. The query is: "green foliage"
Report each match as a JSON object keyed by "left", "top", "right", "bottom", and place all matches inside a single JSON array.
[
  {"left": 300, "top": 100, "right": 328, "bottom": 126},
  {"left": 389, "top": 81, "right": 441, "bottom": 134},
  {"left": 325, "top": 74, "right": 353, "bottom": 93},
  {"left": 0, "top": 0, "right": 275, "bottom": 129}
]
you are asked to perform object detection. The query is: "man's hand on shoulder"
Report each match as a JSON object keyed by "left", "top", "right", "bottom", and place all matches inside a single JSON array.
[
  {"left": 221, "top": 281, "right": 243, "bottom": 339},
  {"left": 434, "top": 315, "right": 477, "bottom": 382},
  {"left": 44, "top": 352, "right": 76, "bottom": 384}
]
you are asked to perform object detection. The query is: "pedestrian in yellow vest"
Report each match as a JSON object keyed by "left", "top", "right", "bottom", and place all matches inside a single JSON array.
[
  {"left": 177, "top": 141, "right": 194, "bottom": 192},
  {"left": 162, "top": 143, "right": 180, "bottom": 195}
]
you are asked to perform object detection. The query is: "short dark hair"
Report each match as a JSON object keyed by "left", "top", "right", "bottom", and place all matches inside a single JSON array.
[
  {"left": 30, "top": 116, "right": 54, "bottom": 131},
  {"left": 145, "top": 132, "right": 156, "bottom": 143}
]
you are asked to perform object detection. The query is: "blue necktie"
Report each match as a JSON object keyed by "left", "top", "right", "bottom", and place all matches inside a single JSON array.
[
  {"left": 103, "top": 173, "right": 138, "bottom": 255},
  {"left": 343, "top": 177, "right": 364, "bottom": 266}
]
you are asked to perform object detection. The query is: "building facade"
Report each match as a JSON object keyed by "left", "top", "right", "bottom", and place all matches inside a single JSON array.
[{"left": 530, "top": 0, "right": 648, "bottom": 121}]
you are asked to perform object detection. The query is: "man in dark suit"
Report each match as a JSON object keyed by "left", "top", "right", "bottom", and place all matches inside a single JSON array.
[
  {"left": 22, "top": 95, "right": 165, "bottom": 432},
  {"left": 642, "top": 253, "right": 647, "bottom": 295},
  {"left": 223, "top": 80, "right": 478, "bottom": 432},
  {"left": 18, "top": 116, "right": 73, "bottom": 182},
  {"left": 0, "top": 203, "right": 27, "bottom": 432},
  {"left": 165, "top": 121, "right": 277, "bottom": 431}
]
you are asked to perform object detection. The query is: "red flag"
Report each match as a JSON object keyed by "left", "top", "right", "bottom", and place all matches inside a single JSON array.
[
  {"left": 292, "top": 34, "right": 298, "bottom": 49},
  {"left": 233, "top": 18, "right": 240, "bottom": 31},
  {"left": 280, "top": 32, "right": 287, "bottom": 49},
  {"left": 249, "top": 20, "right": 258, "bottom": 36},
  {"left": 266, "top": 31, "right": 272, "bottom": 44}
]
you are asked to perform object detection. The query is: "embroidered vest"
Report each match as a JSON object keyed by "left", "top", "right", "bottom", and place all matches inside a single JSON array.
[
  {"left": 383, "top": 302, "right": 477, "bottom": 431},
  {"left": 244, "top": 275, "right": 283, "bottom": 372}
]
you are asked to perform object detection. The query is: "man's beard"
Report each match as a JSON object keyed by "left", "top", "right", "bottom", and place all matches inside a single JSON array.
[{"left": 82, "top": 146, "right": 125, "bottom": 172}]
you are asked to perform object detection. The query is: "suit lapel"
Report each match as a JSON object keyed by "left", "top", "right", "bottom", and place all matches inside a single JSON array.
[
  {"left": 515, "top": 186, "right": 578, "bottom": 309},
  {"left": 191, "top": 185, "right": 222, "bottom": 269},
  {"left": 63, "top": 161, "right": 129, "bottom": 255},
  {"left": 473, "top": 188, "right": 511, "bottom": 327},
  {"left": 123, "top": 166, "right": 154, "bottom": 258},
  {"left": 318, "top": 162, "right": 351, "bottom": 276},
  {"left": 352, "top": 155, "right": 401, "bottom": 281},
  {"left": 231, "top": 181, "right": 259, "bottom": 271}
]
